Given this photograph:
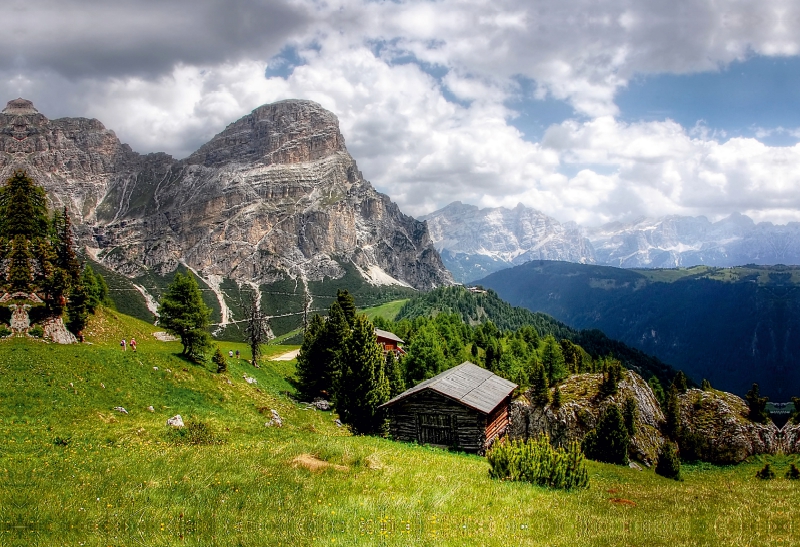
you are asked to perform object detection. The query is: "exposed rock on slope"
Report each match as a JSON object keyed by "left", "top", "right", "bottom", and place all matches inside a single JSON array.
[
  {"left": 509, "top": 371, "right": 665, "bottom": 466},
  {"left": 0, "top": 98, "right": 451, "bottom": 294},
  {"left": 677, "top": 388, "right": 781, "bottom": 464}
]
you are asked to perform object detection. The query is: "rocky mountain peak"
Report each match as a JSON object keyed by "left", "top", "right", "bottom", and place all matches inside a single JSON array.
[{"left": 2, "top": 98, "right": 39, "bottom": 115}]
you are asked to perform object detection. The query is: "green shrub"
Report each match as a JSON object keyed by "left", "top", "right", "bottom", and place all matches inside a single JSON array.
[
  {"left": 655, "top": 442, "right": 681, "bottom": 480},
  {"left": 167, "top": 420, "right": 224, "bottom": 446},
  {"left": 786, "top": 464, "right": 800, "bottom": 480},
  {"left": 487, "top": 435, "right": 589, "bottom": 490},
  {"left": 29, "top": 325, "right": 44, "bottom": 338},
  {"left": 212, "top": 347, "right": 227, "bottom": 374},
  {"left": 0, "top": 324, "right": 10, "bottom": 337},
  {"left": 755, "top": 463, "right": 775, "bottom": 480}
]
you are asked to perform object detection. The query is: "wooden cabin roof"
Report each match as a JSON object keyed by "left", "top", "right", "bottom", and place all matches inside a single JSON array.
[
  {"left": 380, "top": 361, "right": 517, "bottom": 414},
  {"left": 375, "top": 328, "right": 404, "bottom": 344}
]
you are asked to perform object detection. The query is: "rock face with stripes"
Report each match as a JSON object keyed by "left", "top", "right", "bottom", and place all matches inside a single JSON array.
[{"left": 0, "top": 98, "right": 452, "bottom": 292}]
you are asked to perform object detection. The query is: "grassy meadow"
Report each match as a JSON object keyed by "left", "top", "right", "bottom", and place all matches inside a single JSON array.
[{"left": 2, "top": 308, "right": 799, "bottom": 546}]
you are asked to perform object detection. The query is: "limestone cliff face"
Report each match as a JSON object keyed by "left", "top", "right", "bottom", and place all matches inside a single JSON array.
[
  {"left": 509, "top": 371, "right": 666, "bottom": 466},
  {"left": 0, "top": 98, "right": 452, "bottom": 291}
]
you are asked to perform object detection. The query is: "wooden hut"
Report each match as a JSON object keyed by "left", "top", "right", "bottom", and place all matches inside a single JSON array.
[
  {"left": 379, "top": 362, "right": 517, "bottom": 454},
  {"left": 375, "top": 328, "right": 405, "bottom": 355}
]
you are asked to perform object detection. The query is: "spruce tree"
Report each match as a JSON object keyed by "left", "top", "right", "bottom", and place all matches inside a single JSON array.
[
  {"left": 623, "top": 396, "right": 638, "bottom": 437},
  {"left": 333, "top": 314, "right": 389, "bottom": 434},
  {"left": 386, "top": 351, "right": 406, "bottom": 397},
  {"left": 582, "top": 404, "right": 629, "bottom": 465},
  {"left": 529, "top": 360, "right": 550, "bottom": 407},
  {"left": 0, "top": 170, "right": 49, "bottom": 241},
  {"left": 655, "top": 441, "right": 681, "bottom": 480},
  {"left": 336, "top": 289, "right": 357, "bottom": 326},
  {"left": 599, "top": 358, "right": 623, "bottom": 398},
  {"left": 745, "top": 383, "right": 770, "bottom": 424},
  {"left": 701, "top": 378, "right": 712, "bottom": 391},
  {"left": 295, "top": 313, "right": 328, "bottom": 399},
  {"left": 8, "top": 234, "right": 33, "bottom": 293},
  {"left": 65, "top": 278, "right": 89, "bottom": 335},
  {"left": 541, "top": 335, "right": 567, "bottom": 384},
  {"left": 213, "top": 347, "right": 227, "bottom": 373},
  {"left": 403, "top": 324, "right": 446, "bottom": 386},
  {"left": 157, "top": 271, "right": 212, "bottom": 361},
  {"left": 673, "top": 371, "right": 688, "bottom": 393},
  {"left": 664, "top": 383, "right": 681, "bottom": 440},
  {"left": 552, "top": 385, "right": 562, "bottom": 409}
]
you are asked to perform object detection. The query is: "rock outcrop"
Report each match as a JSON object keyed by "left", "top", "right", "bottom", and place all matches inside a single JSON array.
[
  {"left": 677, "top": 388, "right": 781, "bottom": 463},
  {"left": 509, "top": 371, "right": 665, "bottom": 466},
  {"left": 0, "top": 98, "right": 451, "bottom": 294}
]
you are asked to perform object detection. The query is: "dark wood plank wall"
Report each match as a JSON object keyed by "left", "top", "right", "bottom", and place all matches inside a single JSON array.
[
  {"left": 483, "top": 395, "right": 511, "bottom": 449},
  {"left": 387, "top": 390, "right": 487, "bottom": 452}
]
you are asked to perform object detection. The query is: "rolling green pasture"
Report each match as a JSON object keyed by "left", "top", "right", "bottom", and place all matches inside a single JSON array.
[{"left": 2, "top": 309, "right": 799, "bottom": 546}]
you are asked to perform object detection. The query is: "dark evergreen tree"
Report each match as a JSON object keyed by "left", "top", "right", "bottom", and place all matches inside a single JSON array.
[
  {"left": 0, "top": 171, "right": 49, "bottom": 241},
  {"left": 296, "top": 314, "right": 328, "bottom": 399},
  {"left": 65, "top": 278, "right": 89, "bottom": 335},
  {"left": 673, "top": 371, "right": 688, "bottom": 393},
  {"left": 786, "top": 464, "right": 800, "bottom": 480},
  {"left": 745, "top": 383, "right": 770, "bottom": 424},
  {"left": 791, "top": 397, "right": 800, "bottom": 425},
  {"left": 623, "top": 396, "right": 638, "bottom": 437},
  {"left": 599, "top": 358, "right": 623, "bottom": 398},
  {"left": 582, "top": 404, "right": 629, "bottom": 465},
  {"left": 664, "top": 383, "right": 681, "bottom": 440},
  {"left": 8, "top": 235, "right": 33, "bottom": 293},
  {"left": 560, "top": 339, "right": 582, "bottom": 374},
  {"left": 541, "top": 335, "right": 567, "bottom": 384},
  {"left": 332, "top": 314, "right": 389, "bottom": 434},
  {"left": 701, "top": 378, "right": 712, "bottom": 391},
  {"left": 529, "top": 360, "right": 550, "bottom": 407},
  {"left": 336, "top": 289, "right": 357, "bottom": 327},
  {"left": 655, "top": 441, "right": 681, "bottom": 480},
  {"left": 386, "top": 351, "right": 405, "bottom": 397},
  {"left": 243, "top": 291, "right": 271, "bottom": 367},
  {"left": 649, "top": 376, "right": 665, "bottom": 408},
  {"left": 403, "top": 324, "right": 447, "bottom": 386},
  {"left": 213, "top": 347, "right": 227, "bottom": 373},
  {"left": 552, "top": 385, "right": 562, "bottom": 409},
  {"left": 157, "top": 271, "right": 212, "bottom": 361}
]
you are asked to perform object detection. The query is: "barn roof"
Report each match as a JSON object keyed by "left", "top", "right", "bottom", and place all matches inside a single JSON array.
[
  {"left": 379, "top": 361, "right": 517, "bottom": 414},
  {"left": 375, "top": 328, "right": 404, "bottom": 344}
]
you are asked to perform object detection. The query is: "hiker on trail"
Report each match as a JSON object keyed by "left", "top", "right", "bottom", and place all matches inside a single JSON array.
[
  {"left": 235, "top": 349, "right": 240, "bottom": 360},
  {"left": 229, "top": 350, "right": 234, "bottom": 358},
  {"left": 130, "top": 338, "right": 137, "bottom": 352},
  {"left": 121, "top": 339, "right": 126, "bottom": 351}
]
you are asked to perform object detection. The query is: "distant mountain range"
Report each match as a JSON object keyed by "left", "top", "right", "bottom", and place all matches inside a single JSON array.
[
  {"left": 421, "top": 202, "right": 800, "bottom": 282},
  {"left": 477, "top": 260, "right": 800, "bottom": 399}
]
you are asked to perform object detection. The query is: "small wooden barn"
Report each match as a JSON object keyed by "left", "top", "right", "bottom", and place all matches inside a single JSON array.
[{"left": 379, "top": 362, "right": 517, "bottom": 454}]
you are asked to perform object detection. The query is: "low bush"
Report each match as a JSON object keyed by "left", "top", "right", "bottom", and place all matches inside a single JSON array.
[
  {"left": 0, "top": 324, "right": 10, "bottom": 337},
  {"left": 29, "top": 325, "right": 44, "bottom": 338},
  {"left": 786, "top": 464, "right": 800, "bottom": 480},
  {"left": 487, "top": 435, "right": 589, "bottom": 490},
  {"left": 167, "top": 420, "right": 224, "bottom": 446},
  {"left": 755, "top": 463, "right": 775, "bottom": 480}
]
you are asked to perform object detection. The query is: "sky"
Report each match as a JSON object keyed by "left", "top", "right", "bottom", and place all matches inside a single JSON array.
[{"left": 4, "top": 0, "right": 800, "bottom": 227}]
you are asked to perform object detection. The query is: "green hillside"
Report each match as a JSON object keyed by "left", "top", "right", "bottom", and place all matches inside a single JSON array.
[
  {"left": 477, "top": 260, "right": 800, "bottom": 398},
  {"left": 4, "top": 308, "right": 799, "bottom": 546},
  {"left": 395, "top": 286, "right": 677, "bottom": 386}
]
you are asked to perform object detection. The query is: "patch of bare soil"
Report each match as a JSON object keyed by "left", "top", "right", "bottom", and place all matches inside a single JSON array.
[
  {"left": 609, "top": 498, "right": 637, "bottom": 507},
  {"left": 291, "top": 454, "right": 348, "bottom": 472}
]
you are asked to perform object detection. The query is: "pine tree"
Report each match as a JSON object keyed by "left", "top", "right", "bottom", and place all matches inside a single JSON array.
[
  {"left": 552, "top": 385, "right": 562, "bottom": 409},
  {"left": 786, "top": 464, "right": 800, "bottom": 480},
  {"left": 157, "top": 271, "right": 212, "bottom": 361},
  {"left": 333, "top": 314, "right": 389, "bottom": 434},
  {"left": 623, "top": 396, "right": 638, "bottom": 437},
  {"left": 336, "top": 289, "right": 357, "bottom": 327},
  {"left": 701, "top": 378, "right": 712, "bottom": 391},
  {"left": 655, "top": 441, "right": 681, "bottom": 480},
  {"left": 403, "top": 324, "right": 447, "bottom": 386},
  {"left": 582, "top": 404, "right": 629, "bottom": 465},
  {"left": 756, "top": 463, "right": 775, "bottom": 480},
  {"left": 296, "top": 314, "right": 328, "bottom": 399},
  {"left": 385, "top": 351, "right": 406, "bottom": 397},
  {"left": 673, "top": 371, "right": 688, "bottom": 393},
  {"left": 745, "top": 383, "right": 770, "bottom": 424},
  {"left": 664, "top": 383, "right": 681, "bottom": 440},
  {"left": 529, "top": 360, "right": 550, "bottom": 407},
  {"left": 65, "top": 278, "right": 89, "bottom": 335},
  {"left": 541, "top": 335, "right": 567, "bottom": 384},
  {"left": 243, "top": 291, "right": 271, "bottom": 367},
  {"left": 8, "top": 234, "right": 33, "bottom": 293},
  {"left": 0, "top": 170, "right": 49, "bottom": 241},
  {"left": 599, "top": 358, "right": 623, "bottom": 398},
  {"left": 213, "top": 347, "right": 227, "bottom": 373}
]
